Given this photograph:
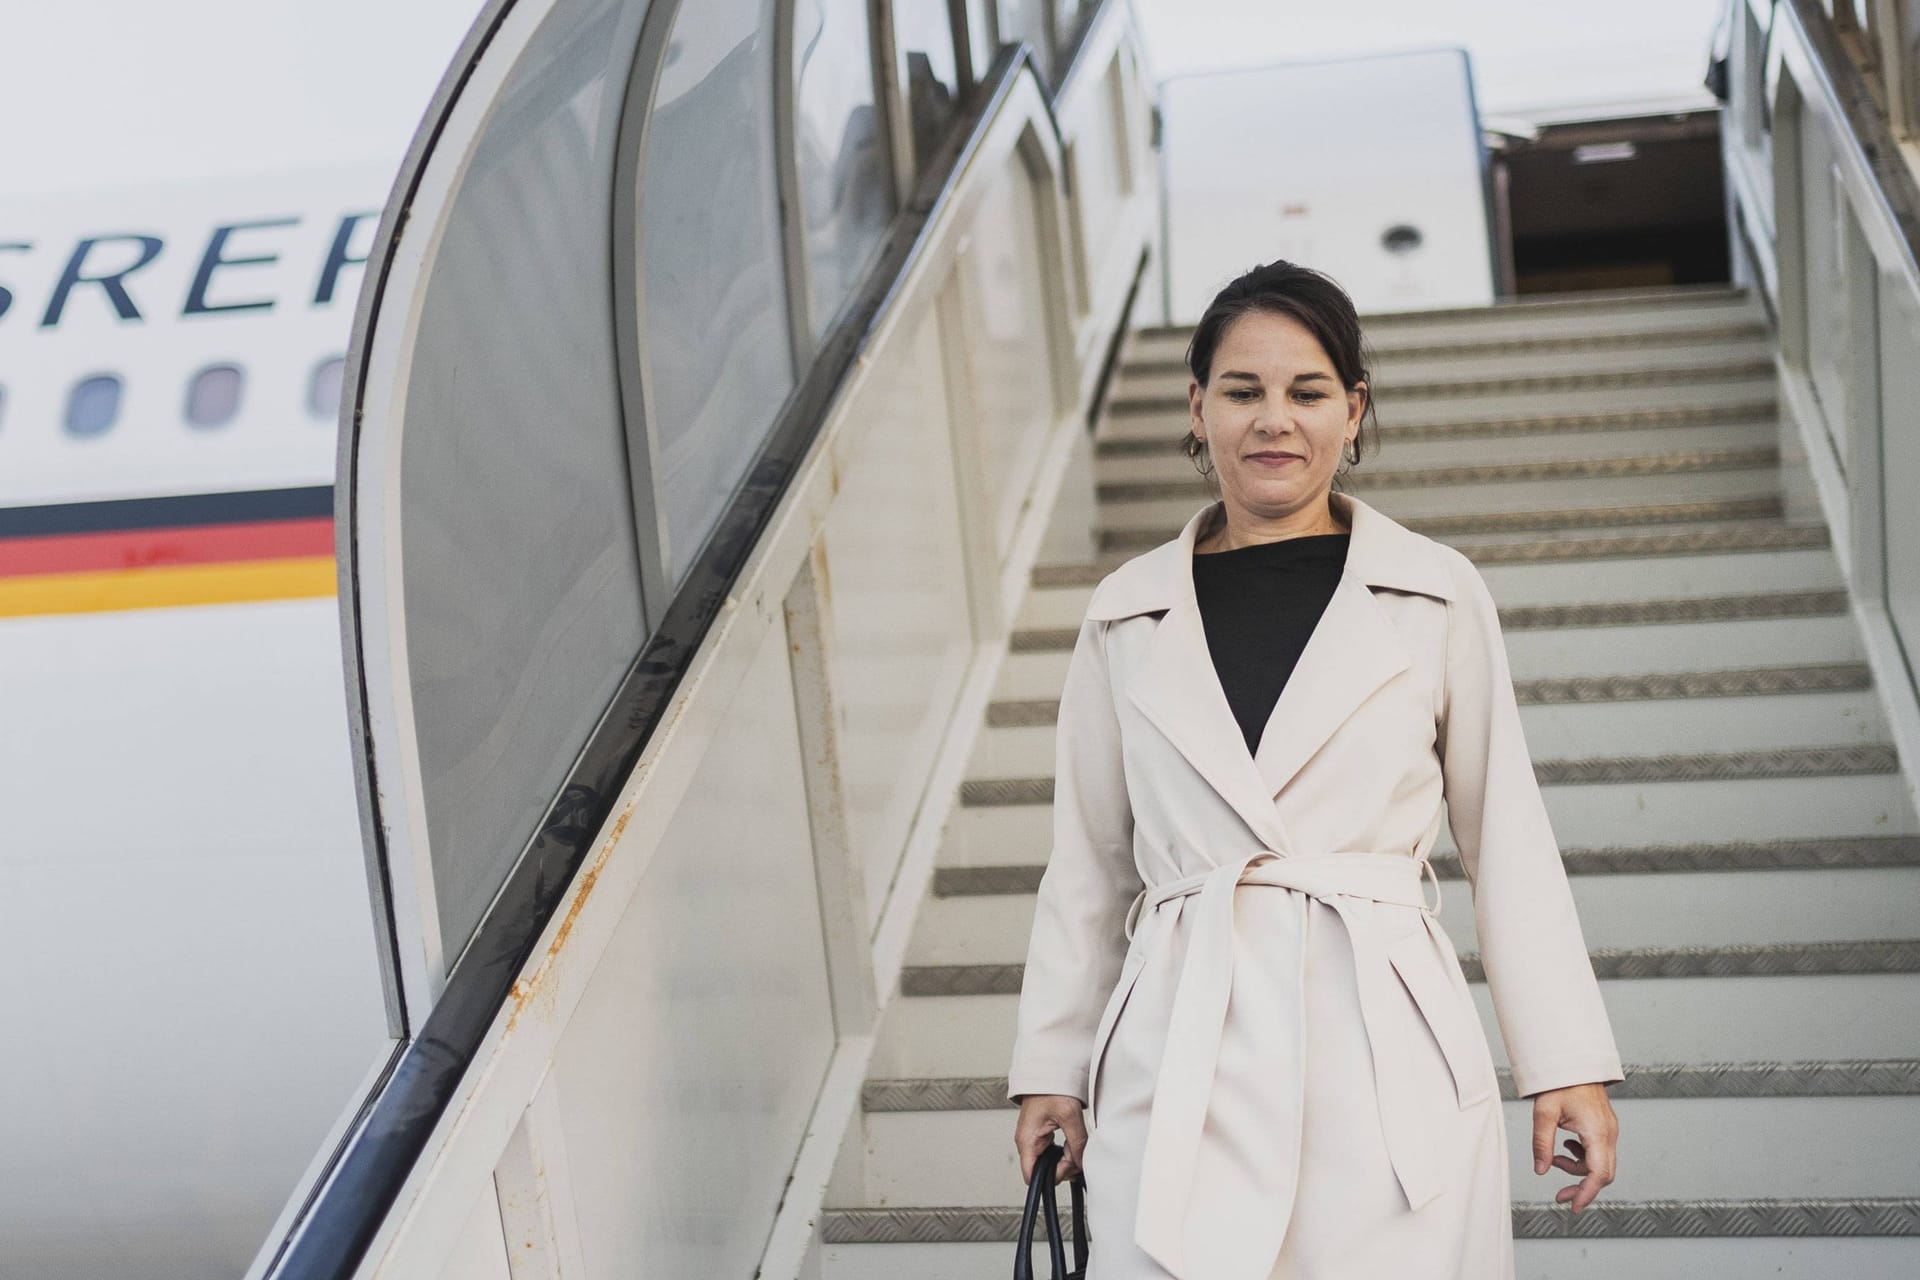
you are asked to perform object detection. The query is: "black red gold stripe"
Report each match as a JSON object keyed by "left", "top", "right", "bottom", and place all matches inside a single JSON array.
[{"left": 0, "top": 486, "right": 337, "bottom": 616}]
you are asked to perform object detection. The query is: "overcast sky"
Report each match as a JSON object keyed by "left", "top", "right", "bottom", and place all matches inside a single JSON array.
[{"left": 0, "top": 0, "right": 1725, "bottom": 197}]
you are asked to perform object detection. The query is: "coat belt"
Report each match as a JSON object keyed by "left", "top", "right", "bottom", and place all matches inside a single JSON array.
[{"left": 1099, "top": 849, "right": 1458, "bottom": 1280}]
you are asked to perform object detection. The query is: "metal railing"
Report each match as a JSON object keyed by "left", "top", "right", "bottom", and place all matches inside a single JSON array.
[{"left": 1720, "top": 0, "right": 1920, "bottom": 808}]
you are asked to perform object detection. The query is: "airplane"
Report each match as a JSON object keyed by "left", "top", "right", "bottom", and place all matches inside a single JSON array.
[{"left": 0, "top": 163, "right": 403, "bottom": 1277}]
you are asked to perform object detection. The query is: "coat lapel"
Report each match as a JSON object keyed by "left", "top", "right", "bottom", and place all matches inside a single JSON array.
[
  {"left": 1098, "top": 506, "right": 1290, "bottom": 855},
  {"left": 1085, "top": 491, "right": 1456, "bottom": 855},
  {"left": 1248, "top": 567, "right": 1409, "bottom": 798}
]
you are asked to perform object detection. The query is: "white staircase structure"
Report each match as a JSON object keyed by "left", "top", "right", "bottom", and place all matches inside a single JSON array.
[
  {"left": 819, "top": 286, "right": 1920, "bottom": 1279},
  {"left": 264, "top": 3, "right": 1920, "bottom": 1277}
]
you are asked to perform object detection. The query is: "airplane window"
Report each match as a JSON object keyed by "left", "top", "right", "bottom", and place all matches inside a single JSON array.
[
  {"left": 186, "top": 364, "right": 244, "bottom": 428},
  {"left": 308, "top": 355, "right": 345, "bottom": 420},
  {"left": 65, "top": 374, "right": 123, "bottom": 437}
]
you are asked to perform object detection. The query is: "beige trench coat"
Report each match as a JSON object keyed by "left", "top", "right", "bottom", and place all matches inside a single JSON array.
[{"left": 1006, "top": 491, "right": 1625, "bottom": 1280}]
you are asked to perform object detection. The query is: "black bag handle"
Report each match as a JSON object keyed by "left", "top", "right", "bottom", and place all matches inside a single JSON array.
[{"left": 1015, "top": 1139, "right": 1089, "bottom": 1280}]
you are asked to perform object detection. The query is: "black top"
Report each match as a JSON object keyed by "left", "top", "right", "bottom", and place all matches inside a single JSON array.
[{"left": 1191, "top": 531, "right": 1351, "bottom": 757}]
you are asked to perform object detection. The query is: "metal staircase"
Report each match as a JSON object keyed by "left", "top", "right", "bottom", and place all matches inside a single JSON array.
[{"left": 817, "top": 283, "right": 1920, "bottom": 1279}]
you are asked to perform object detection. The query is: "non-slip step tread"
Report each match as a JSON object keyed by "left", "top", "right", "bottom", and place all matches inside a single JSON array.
[
  {"left": 931, "top": 836, "right": 1920, "bottom": 898},
  {"left": 1095, "top": 447, "right": 1781, "bottom": 502},
  {"left": 899, "top": 939, "right": 1920, "bottom": 997},
  {"left": 982, "top": 664, "right": 1874, "bottom": 725},
  {"left": 1129, "top": 284, "right": 1751, "bottom": 335},
  {"left": 956, "top": 745, "right": 1901, "bottom": 808},
  {"left": 1099, "top": 519, "right": 1830, "bottom": 557},
  {"left": 819, "top": 1196, "right": 1920, "bottom": 1243},
  {"left": 1016, "top": 584, "right": 1848, "bottom": 638},
  {"left": 1107, "top": 358, "right": 1777, "bottom": 411},
  {"left": 1118, "top": 322, "right": 1769, "bottom": 374},
  {"left": 1092, "top": 494, "right": 1792, "bottom": 537},
  {"left": 861, "top": 1058, "right": 1920, "bottom": 1110},
  {"left": 1097, "top": 402, "right": 1780, "bottom": 454}
]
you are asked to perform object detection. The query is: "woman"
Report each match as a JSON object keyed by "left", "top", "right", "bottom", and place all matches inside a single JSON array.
[{"left": 1007, "top": 261, "right": 1624, "bottom": 1280}]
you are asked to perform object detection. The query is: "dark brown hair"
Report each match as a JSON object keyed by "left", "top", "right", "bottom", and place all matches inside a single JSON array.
[{"left": 1180, "top": 260, "right": 1378, "bottom": 490}]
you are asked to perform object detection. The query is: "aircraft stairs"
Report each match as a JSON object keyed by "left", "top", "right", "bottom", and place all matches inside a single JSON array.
[{"left": 817, "top": 285, "right": 1920, "bottom": 1279}]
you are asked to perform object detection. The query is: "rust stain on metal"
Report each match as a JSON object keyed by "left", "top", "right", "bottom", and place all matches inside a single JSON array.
[
  {"left": 811, "top": 537, "right": 832, "bottom": 608},
  {"left": 504, "top": 803, "right": 635, "bottom": 1034}
]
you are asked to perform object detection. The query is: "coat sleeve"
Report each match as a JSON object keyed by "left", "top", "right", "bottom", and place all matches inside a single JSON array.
[
  {"left": 1006, "top": 614, "right": 1139, "bottom": 1105},
  {"left": 1435, "top": 546, "right": 1625, "bottom": 1099}
]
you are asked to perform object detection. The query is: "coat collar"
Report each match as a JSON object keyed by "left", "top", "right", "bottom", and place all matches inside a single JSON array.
[{"left": 1084, "top": 491, "right": 1455, "bottom": 853}]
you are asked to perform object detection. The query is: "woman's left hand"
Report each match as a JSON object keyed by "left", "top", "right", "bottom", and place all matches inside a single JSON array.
[{"left": 1530, "top": 1081, "right": 1618, "bottom": 1214}]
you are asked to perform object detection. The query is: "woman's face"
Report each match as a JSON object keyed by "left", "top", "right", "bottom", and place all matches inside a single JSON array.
[{"left": 1187, "top": 309, "right": 1365, "bottom": 522}]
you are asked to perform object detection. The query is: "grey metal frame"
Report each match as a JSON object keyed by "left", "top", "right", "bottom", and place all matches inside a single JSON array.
[
  {"left": 774, "top": 0, "right": 814, "bottom": 368},
  {"left": 608, "top": 0, "right": 680, "bottom": 631}
]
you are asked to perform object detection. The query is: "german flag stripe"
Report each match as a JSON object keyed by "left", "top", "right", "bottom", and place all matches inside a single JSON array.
[
  {"left": 0, "top": 487, "right": 340, "bottom": 616},
  {"left": 0, "top": 485, "right": 333, "bottom": 538},
  {"left": 0, "top": 517, "right": 334, "bottom": 577},
  {"left": 0, "top": 557, "right": 336, "bottom": 617}
]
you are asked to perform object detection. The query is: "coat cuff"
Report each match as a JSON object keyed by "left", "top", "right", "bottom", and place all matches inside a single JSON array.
[
  {"left": 1006, "top": 1057, "right": 1091, "bottom": 1106},
  {"left": 1510, "top": 1051, "right": 1626, "bottom": 1099}
]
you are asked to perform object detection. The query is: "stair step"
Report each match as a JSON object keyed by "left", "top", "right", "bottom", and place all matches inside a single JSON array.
[
  {"left": 1098, "top": 423, "right": 1782, "bottom": 482},
  {"left": 967, "top": 668, "right": 1885, "bottom": 770},
  {"left": 831, "top": 1097, "right": 1920, "bottom": 1208},
  {"left": 1109, "top": 338, "right": 1776, "bottom": 399},
  {"left": 1014, "top": 584, "right": 1853, "bottom": 642},
  {"left": 1128, "top": 321, "right": 1769, "bottom": 366},
  {"left": 988, "top": 660, "right": 1877, "bottom": 713},
  {"left": 862, "top": 1059, "right": 1920, "bottom": 1112},
  {"left": 906, "top": 865, "right": 1920, "bottom": 963},
  {"left": 1126, "top": 284, "right": 1757, "bottom": 349},
  {"left": 956, "top": 745, "right": 1902, "bottom": 816},
  {"left": 1101, "top": 526, "right": 1834, "bottom": 580},
  {"left": 1004, "top": 591, "right": 1862, "bottom": 700},
  {"left": 818, "top": 1232, "right": 1920, "bottom": 1280},
  {"left": 901, "top": 940, "right": 1920, "bottom": 1002},
  {"left": 870, "top": 976, "right": 1920, "bottom": 1080},
  {"left": 1102, "top": 445, "right": 1781, "bottom": 503},
  {"left": 1121, "top": 326, "right": 1774, "bottom": 379},
  {"left": 1102, "top": 373, "right": 1777, "bottom": 437},
  {"left": 822, "top": 1196, "right": 1920, "bottom": 1242},
  {"left": 932, "top": 835, "right": 1920, "bottom": 888},
  {"left": 1095, "top": 400, "right": 1778, "bottom": 457},
  {"left": 1109, "top": 359, "right": 1777, "bottom": 417},
  {"left": 1105, "top": 490, "right": 1789, "bottom": 546},
  {"left": 943, "top": 770, "right": 1913, "bottom": 865}
]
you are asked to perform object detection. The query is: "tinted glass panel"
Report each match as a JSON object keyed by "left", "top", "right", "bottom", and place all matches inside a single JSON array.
[
  {"left": 893, "top": 0, "right": 961, "bottom": 173},
  {"left": 641, "top": 0, "right": 794, "bottom": 587},
  {"left": 185, "top": 364, "right": 244, "bottom": 428},
  {"left": 1882, "top": 272, "right": 1920, "bottom": 694},
  {"left": 995, "top": 0, "right": 1051, "bottom": 83},
  {"left": 1052, "top": 0, "right": 1089, "bottom": 75},
  {"left": 792, "top": 0, "right": 895, "bottom": 342},
  {"left": 402, "top": 15, "right": 649, "bottom": 965},
  {"left": 65, "top": 375, "right": 122, "bottom": 437}
]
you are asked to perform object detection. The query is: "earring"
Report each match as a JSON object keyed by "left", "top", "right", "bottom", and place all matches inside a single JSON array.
[
  {"left": 1191, "top": 440, "right": 1215, "bottom": 477},
  {"left": 1343, "top": 437, "right": 1359, "bottom": 466}
]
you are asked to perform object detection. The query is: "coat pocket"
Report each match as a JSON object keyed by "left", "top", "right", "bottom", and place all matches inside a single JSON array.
[
  {"left": 1385, "top": 927, "right": 1497, "bottom": 1110},
  {"left": 1086, "top": 941, "right": 1150, "bottom": 1125}
]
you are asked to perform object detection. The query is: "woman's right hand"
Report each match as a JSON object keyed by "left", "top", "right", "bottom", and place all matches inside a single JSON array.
[{"left": 1013, "top": 1094, "right": 1088, "bottom": 1185}]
